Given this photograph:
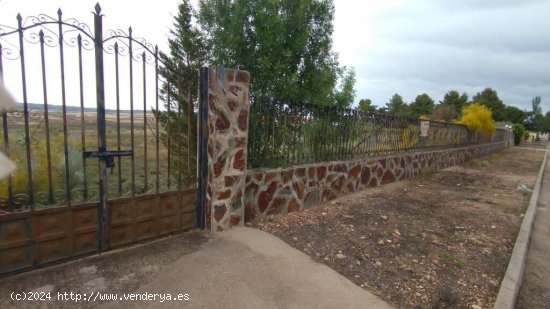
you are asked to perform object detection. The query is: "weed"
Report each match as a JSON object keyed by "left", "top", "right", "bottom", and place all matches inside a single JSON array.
[
  {"left": 469, "top": 158, "right": 490, "bottom": 167},
  {"left": 440, "top": 251, "right": 465, "bottom": 268}
]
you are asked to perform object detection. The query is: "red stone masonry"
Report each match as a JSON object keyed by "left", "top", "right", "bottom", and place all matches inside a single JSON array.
[
  {"left": 205, "top": 66, "right": 250, "bottom": 231},
  {"left": 243, "top": 142, "right": 508, "bottom": 222}
]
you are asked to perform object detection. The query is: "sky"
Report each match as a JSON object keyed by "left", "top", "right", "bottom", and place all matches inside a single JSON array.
[{"left": 0, "top": 0, "right": 549, "bottom": 113}]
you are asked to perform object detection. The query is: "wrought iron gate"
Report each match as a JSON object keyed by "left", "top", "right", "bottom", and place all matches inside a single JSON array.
[{"left": 0, "top": 5, "right": 203, "bottom": 275}]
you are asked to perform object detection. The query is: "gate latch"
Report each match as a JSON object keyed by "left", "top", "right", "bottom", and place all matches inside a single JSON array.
[{"left": 83, "top": 150, "right": 134, "bottom": 174}]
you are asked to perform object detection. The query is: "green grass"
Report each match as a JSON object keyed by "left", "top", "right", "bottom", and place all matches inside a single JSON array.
[{"left": 440, "top": 251, "right": 465, "bottom": 268}]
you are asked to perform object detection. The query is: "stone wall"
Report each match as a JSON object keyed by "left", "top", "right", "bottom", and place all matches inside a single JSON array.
[
  {"left": 243, "top": 142, "right": 507, "bottom": 222},
  {"left": 203, "top": 66, "right": 250, "bottom": 231}
]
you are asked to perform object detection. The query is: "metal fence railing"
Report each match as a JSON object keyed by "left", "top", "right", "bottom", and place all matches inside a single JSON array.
[{"left": 248, "top": 100, "right": 506, "bottom": 169}]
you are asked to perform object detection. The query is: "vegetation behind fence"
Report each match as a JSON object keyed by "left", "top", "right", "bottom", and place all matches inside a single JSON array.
[{"left": 248, "top": 100, "right": 506, "bottom": 169}]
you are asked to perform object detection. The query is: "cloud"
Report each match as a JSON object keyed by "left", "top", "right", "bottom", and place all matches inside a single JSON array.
[{"left": 333, "top": 0, "right": 550, "bottom": 112}]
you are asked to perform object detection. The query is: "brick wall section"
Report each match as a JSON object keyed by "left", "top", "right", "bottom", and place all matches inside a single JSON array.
[
  {"left": 205, "top": 66, "right": 250, "bottom": 231},
  {"left": 244, "top": 142, "right": 507, "bottom": 222}
]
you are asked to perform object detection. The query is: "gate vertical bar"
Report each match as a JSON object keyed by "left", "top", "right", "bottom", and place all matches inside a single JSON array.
[
  {"left": 154, "top": 46, "right": 160, "bottom": 194},
  {"left": 17, "top": 14, "right": 34, "bottom": 209},
  {"left": 39, "top": 30, "right": 54, "bottom": 204},
  {"left": 78, "top": 34, "right": 89, "bottom": 201},
  {"left": 115, "top": 42, "right": 122, "bottom": 196},
  {"left": 166, "top": 84, "right": 171, "bottom": 189},
  {"left": 142, "top": 52, "right": 147, "bottom": 192},
  {"left": 94, "top": 4, "right": 109, "bottom": 251},
  {"left": 57, "top": 9, "right": 72, "bottom": 206},
  {"left": 196, "top": 67, "right": 208, "bottom": 229},
  {"left": 128, "top": 27, "right": 135, "bottom": 197}
]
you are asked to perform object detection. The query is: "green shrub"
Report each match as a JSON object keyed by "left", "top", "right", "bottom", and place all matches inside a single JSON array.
[{"left": 512, "top": 124, "right": 526, "bottom": 146}]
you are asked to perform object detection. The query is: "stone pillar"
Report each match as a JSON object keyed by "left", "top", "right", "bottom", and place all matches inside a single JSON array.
[{"left": 203, "top": 66, "right": 250, "bottom": 232}]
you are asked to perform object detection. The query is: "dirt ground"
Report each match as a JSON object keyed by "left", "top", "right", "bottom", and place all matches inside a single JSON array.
[
  {"left": 252, "top": 147, "right": 545, "bottom": 308},
  {"left": 0, "top": 230, "right": 209, "bottom": 308}
]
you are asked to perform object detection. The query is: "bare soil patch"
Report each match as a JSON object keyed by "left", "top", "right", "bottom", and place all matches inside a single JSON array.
[{"left": 251, "top": 147, "right": 544, "bottom": 308}]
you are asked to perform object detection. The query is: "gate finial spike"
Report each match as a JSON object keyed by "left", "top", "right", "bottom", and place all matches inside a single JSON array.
[
  {"left": 95, "top": 3, "right": 102, "bottom": 14},
  {"left": 57, "top": 8, "right": 62, "bottom": 17},
  {"left": 16, "top": 13, "right": 22, "bottom": 21}
]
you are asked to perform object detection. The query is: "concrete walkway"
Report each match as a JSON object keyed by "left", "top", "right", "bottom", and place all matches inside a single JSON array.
[
  {"left": 516, "top": 153, "right": 550, "bottom": 308},
  {"left": 102, "top": 227, "right": 392, "bottom": 309}
]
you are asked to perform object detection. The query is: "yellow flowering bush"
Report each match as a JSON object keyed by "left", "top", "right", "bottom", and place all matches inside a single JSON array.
[{"left": 458, "top": 103, "right": 496, "bottom": 138}]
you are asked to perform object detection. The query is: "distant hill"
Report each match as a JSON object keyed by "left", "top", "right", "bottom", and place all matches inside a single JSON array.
[{"left": 16, "top": 103, "right": 145, "bottom": 115}]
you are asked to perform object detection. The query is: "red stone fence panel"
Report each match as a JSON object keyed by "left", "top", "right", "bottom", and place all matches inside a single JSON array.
[{"left": 243, "top": 142, "right": 507, "bottom": 222}]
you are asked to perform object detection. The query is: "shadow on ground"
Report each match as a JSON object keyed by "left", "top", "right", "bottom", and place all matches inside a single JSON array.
[{"left": 0, "top": 230, "right": 209, "bottom": 308}]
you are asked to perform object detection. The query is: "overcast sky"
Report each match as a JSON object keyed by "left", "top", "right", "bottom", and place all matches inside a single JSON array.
[{"left": 1, "top": 0, "right": 549, "bottom": 113}]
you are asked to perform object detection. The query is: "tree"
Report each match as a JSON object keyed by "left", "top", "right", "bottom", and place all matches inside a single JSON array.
[
  {"left": 198, "top": 0, "right": 355, "bottom": 106},
  {"left": 432, "top": 105, "right": 455, "bottom": 122},
  {"left": 409, "top": 93, "right": 434, "bottom": 118},
  {"left": 377, "top": 106, "right": 388, "bottom": 114},
  {"left": 334, "top": 68, "right": 356, "bottom": 107},
  {"left": 358, "top": 98, "right": 376, "bottom": 113},
  {"left": 532, "top": 96, "right": 542, "bottom": 115},
  {"left": 458, "top": 103, "right": 496, "bottom": 142},
  {"left": 156, "top": 0, "right": 209, "bottom": 182},
  {"left": 525, "top": 96, "right": 544, "bottom": 133},
  {"left": 439, "top": 90, "right": 468, "bottom": 118},
  {"left": 472, "top": 88, "right": 505, "bottom": 121},
  {"left": 502, "top": 105, "right": 528, "bottom": 124},
  {"left": 385, "top": 94, "right": 409, "bottom": 117}
]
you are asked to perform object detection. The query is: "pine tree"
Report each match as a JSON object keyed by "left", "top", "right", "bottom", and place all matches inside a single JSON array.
[
  {"left": 410, "top": 93, "right": 435, "bottom": 118},
  {"left": 439, "top": 90, "right": 468, "bottom": 118},
  {"left": 385, "top": 94, "right": 410, "bottom": 117},
  {"left": 472, "top": 88, "right": 505, "bottom": 121},
  {"left": 155, "top": 0, "right": 209, "bottom": 187}
]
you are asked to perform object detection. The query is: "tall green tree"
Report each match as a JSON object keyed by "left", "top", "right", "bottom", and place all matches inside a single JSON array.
[
  {"left": 532, "top": 96, "right": 542, "bottom": 115},
  {"left": 334, "top": 68, "right": 356, "bottom": 107},
  {"left": 526, "top": 96, "right": 545, "bottom": 132},
  {"left": 156, "top": 0, "right": 209, "bottom": 183},
  {"left": 358, "top": 98, "right": 376, "bottom": 113},
  {"left": 409, "top": 93, "right": 435, "bottom": 118},
  {"left": 472, "top": 88, "right": 505, "bottom": 121},
  {"left": 439, "top": 90, "right": 468, "bottom": 118},
  {"left": 502, "top": 105, "right": 528, "bottom": 124},
  {"left": 198, "top": 0, "right": 355, "bottom": 106},
  {"left": 385, "top": 93, "right": 409, "bottom": 117}
]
